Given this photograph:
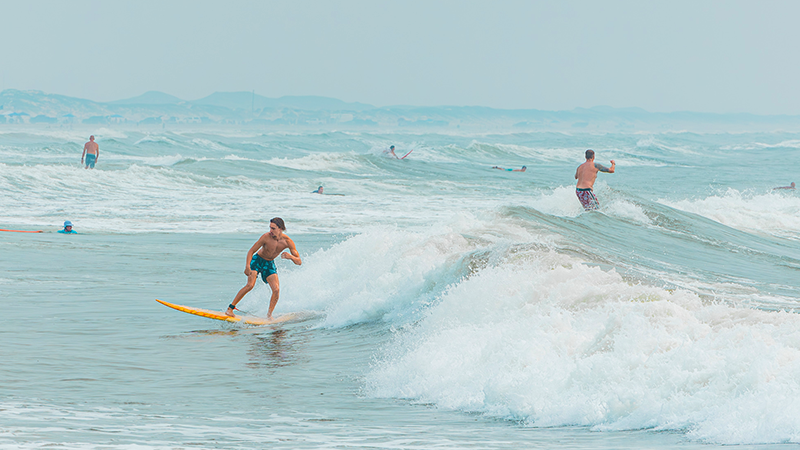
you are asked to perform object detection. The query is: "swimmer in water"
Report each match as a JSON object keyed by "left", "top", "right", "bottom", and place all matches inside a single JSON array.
[
  {"left": 773, "top": 182, "right": 796, "bottom": 190},
  {"left": 58, "top": 220, "right": 77, "bottom": 234},
  {"left": 312, "top": 186, "right": 323, "bottom": 194},
  {"left": 492, "top": 166, "right": 527, "bottom": 172}
]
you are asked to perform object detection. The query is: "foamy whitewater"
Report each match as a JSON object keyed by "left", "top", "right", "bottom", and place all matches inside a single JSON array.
[{"left": 1, "top": 126, "right": 800, "bottom": 449}]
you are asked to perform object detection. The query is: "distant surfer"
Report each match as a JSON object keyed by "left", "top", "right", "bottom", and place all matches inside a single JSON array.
[
  {"left": 58, "top": 220, "right": 77, "bottom": 234},
  {"left": 773, "top": 182, "right": 796, "bottom": 190},
  {"left": 575, "top": 149, "right": 615, "bottom": 210},
  {"left": 492, "top": 165, "right": 527, "bottom": 172},
  {"left": 226, "top": 217, "right": 301, "bottom": 319},
  {"left": 384, "top": 145, "right": 413, "bottom": 159},
  {"left": 312, "top": 185, "right": 344, "bottom": 196},
  {"left": 81, "top": 135, "right": 99, "bottom": 169}
]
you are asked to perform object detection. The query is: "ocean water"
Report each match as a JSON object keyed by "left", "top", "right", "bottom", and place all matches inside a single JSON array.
[{"left": 1, "top": 126, "right": 800, "bottom": 449}]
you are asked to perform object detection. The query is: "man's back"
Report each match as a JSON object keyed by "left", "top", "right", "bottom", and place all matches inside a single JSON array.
[
  {"left": 575, "top": 160, "right": 600, "bottom": 189},
  {"left": 84, "top": 141, "right": 99, "bottom": 155}
]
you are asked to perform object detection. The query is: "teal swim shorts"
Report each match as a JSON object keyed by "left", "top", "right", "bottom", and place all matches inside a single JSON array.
[{"left": 250, "top": 253, "right": 277, "bottom": 282}]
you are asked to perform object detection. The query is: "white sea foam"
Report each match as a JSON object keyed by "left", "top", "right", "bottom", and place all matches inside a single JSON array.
[
  {"left": 248, "top": 215, "right": 800, "bottom": 445},
  {"left": 721, "top": 139, "right": 800, "bottom": 151},
  {"left": 464, "top": 141, "right": 580, "bottom": 163},
  {"left": 0, "top": 401, "right": 427, "bottom": 449},
  {"left": 635, "top": 135, "right": 698, "bottom": 155},
  {"left": 662, "top": 189, "right": 800, "bottom": 240},
  {"left": 527, "top": 184, "right": 645, "bottom": 222},
  {"left": 0, "top": 127, "right": 128, "bottom": 141},
  {"left": 362, "top": 245, "right": 800, "bottom": 444},
  {"left": 266, "top": 152, "right": 366, "bottom": 173},
  {"left": 0, "top": 162, "right": 491, "bottom": 233},
  {"left": 605, "top": 199, "right": 652, "bottom": 225},
  {"left": 190, "top": 137, "right": 232, "bottom": 152},
  {"left": 527, "top": 186, "right": 584, "bottom": 217},
  {"left": 0, "top": 163, "right": 301, "bottom": 233},
  {"left": 133, "top": 134, "right": 181, "bottom": 147}
]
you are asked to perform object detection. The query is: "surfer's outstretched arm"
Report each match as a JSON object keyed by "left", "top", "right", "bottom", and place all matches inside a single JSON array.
[{"left": 595, "top": 160, "right": 615, "bottom": 173}]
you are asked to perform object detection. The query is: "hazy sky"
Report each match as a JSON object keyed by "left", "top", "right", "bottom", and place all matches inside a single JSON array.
[{"left": 2, "top": 0, "right": 799, "bottom": 114}]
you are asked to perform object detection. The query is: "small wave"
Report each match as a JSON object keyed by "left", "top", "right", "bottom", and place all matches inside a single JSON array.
[
  {"left": 133, "top": 134, "right": 180, "bottom": 146},
  {"left": 524, "top": 184, "right": 648, "bottom": 222},
  {"left": 266, "top": 152, "right": 365, "bottom": 173},
  {"left": 190, "top": 137, "right": 232, "bottom": 152},
  {"left": 721, "top": 139, "right": 800, "bottom": 151},
  {"left": 465, "top": 141, "right": 578, "bottom": 163},
  {"left": 661, "top": 189, "right": 800, "bottom": 240},
  {"left": 0, "top": 127, "right": 128, "bottom": 141}
]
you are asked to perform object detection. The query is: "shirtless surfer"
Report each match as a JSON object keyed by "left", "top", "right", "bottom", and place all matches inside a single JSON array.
[
  {"left": 225, "top": 217, "right": 302, "bottom": 319},
  {"left": 386, "top": 145, "right": 399, "bottom": 159},
  {"left": 575, "top": 149, "right": 615, "bottom": 210},
  {"left": 81, "top": 135, "right": 99, "bottom": 169}
]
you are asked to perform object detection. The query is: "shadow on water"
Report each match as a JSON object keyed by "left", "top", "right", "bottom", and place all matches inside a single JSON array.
[{"left": 245, "top": 328, "right": 311, "bottom": 370}]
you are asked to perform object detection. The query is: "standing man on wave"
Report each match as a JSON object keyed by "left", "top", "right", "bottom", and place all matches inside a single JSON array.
[
  {"left": 225, "top": 217, "right": 301, "bottom": 319},
  {"left": 575, "top": 149, "right": 615, "bottom": 210},
  {"left": 81, "top": 135, "right": 100, "bottom": 169}
]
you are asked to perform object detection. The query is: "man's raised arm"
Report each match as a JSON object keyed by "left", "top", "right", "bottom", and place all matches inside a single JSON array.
[{"left": 595, "top": 160, "right": 615, "bottom": 173}]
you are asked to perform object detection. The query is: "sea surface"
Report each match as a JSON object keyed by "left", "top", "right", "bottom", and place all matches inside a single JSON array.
[{"left": 1, "top": 126, "right": 800, "bottom": 449}]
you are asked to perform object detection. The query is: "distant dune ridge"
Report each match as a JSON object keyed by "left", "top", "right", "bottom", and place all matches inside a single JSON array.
[{"left": 2, "top": 88, "right": 800, "bottom": 131}]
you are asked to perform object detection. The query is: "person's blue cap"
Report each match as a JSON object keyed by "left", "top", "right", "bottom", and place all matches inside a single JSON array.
[{"left": 64, "top": 220, "right": 73, "bottom": 227}]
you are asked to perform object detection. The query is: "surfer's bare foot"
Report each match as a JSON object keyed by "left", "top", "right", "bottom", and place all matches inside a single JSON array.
[{"left": 225, "top": 306, "right": 236, "bottom": 317}]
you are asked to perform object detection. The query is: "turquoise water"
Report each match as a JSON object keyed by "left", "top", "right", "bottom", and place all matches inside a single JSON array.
[{"left": 1, "top": 127, "right": 800, "bottom": 448}]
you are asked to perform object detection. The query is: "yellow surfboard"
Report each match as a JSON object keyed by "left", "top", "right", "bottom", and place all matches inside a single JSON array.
[{"left": 156, "top": 299, "right": 299, "bottom": 325}]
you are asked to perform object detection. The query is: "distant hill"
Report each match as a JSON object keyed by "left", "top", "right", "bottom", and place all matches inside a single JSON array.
[
  {"left": 109, "top": 91, "right": 184, "bottom": 105},
  {"left": 191, "top": 92, "right": 272, "bottom": 111},
  {"left": 3, "top": 88, "right": 800, "bottom": 131},
  {"left": 271, "top": 95, "right": 374, "bottom": 111},
  {"left": 0, "top": 89, "right": 110, "bottom": 119},
  {"left": 191, "top": 91, "right": 374, "bottom": 111}
]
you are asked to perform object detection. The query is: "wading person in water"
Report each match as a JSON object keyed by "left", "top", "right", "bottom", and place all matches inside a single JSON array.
[
  {"left": 575, "top": 149, "right": 615, "bottom": 210},
  {"left": 225, "top": 217, "right": 301, "bottom": 319},
  {"left": 81, "top": 135, "right": 99, "bottom": 169}
]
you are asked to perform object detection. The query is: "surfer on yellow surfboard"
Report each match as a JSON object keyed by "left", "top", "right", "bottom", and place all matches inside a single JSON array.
[{"left": 225, "top": 217, "right": 301, "bottom": 320}]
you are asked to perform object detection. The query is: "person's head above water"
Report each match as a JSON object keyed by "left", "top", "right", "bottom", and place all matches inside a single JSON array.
[
  {"left": 270, "top": 217, "right": 286, "bottom": 231},
  {"left": 89, "top": 135, "right": 95, "bottom": 141},
  {"left": 63, "top": 220, "right": 73, "bottom": 229},
  {"left": 390, "top": 145, "right": 395, "bottom": 150},
  {"left": 585, "top": 149, "right": 595, "bottom": 160}
]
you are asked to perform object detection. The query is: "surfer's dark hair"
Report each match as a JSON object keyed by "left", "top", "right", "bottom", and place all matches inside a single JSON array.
[
  {"left": 270, "top": 217, "right": 286, "bottom": 230},
  {"left": 585, "top": 149, "right": 595, "bottom": 160}
]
